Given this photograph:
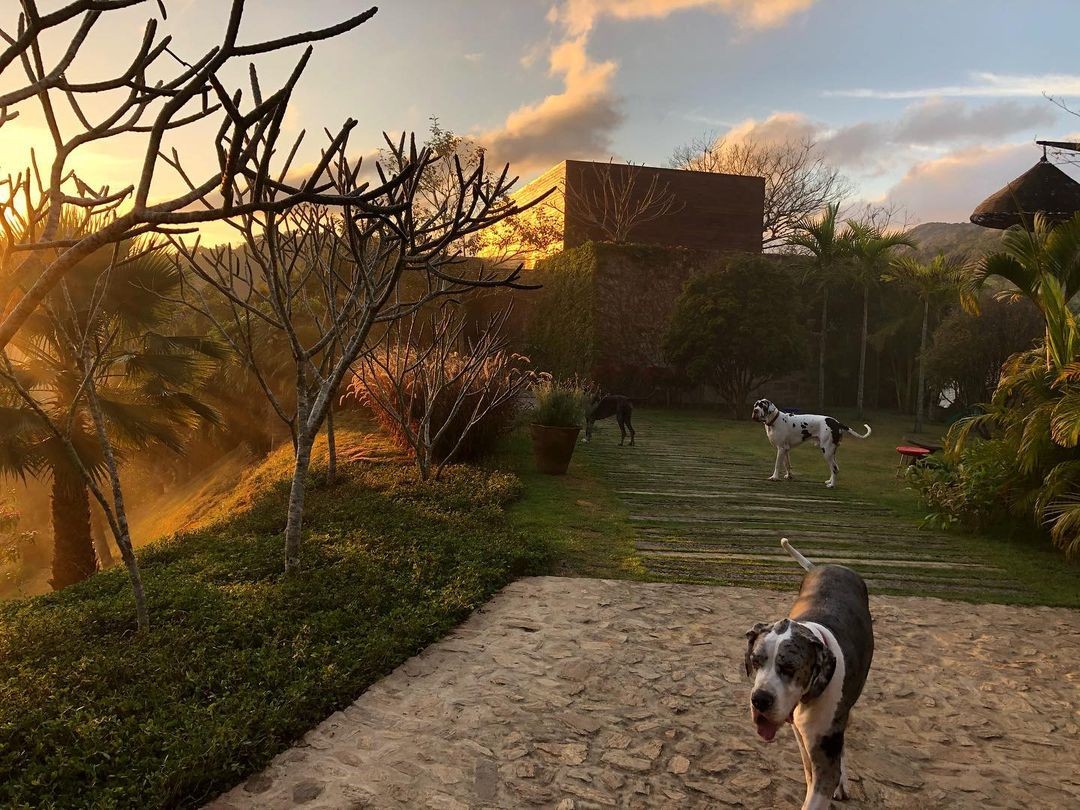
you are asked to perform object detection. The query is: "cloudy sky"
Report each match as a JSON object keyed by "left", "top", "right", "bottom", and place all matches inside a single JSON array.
[{"left": 3, "top": 0, "right": 1079, "bottom": 237}]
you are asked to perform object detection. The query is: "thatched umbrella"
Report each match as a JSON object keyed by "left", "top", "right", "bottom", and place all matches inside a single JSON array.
[{"left": 970, "top": 156, "right": 1080, "bottom": 229}]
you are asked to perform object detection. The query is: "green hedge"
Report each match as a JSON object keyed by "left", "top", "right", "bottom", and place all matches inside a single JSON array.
[
  {"left": 524, "top": 243, "right": 598, "bottom": 379},
  {"left": 0, "top": 455, "right": 550, "bottom": 808}
]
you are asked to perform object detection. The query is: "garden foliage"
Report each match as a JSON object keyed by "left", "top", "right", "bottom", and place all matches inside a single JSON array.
[{"left": 0, "top": 434, "right": 549, "bottom": 808}]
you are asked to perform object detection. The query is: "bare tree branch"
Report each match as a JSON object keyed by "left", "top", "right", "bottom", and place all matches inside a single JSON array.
[
  {"left": 0, "top": 0, "right": 394, "bottom": 351},
  {"left": 671, "top": 134, "right": 851, "bottom": 249}
]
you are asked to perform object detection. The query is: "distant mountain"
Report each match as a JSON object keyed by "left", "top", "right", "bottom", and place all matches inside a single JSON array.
[{"left": 904, "top": 221, "right": 1005, "bottom": 262}]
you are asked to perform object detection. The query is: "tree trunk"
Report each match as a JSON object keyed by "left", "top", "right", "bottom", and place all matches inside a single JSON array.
[
  {"left": 90, "top": 504, "right": 115, "bottom": 569},
  {"left": 48, "top": 466, "right": 96, "bottom": 590},
  {"left": 84, "top": 378, "right": 149, "bottom": 630},
  {"left": 326, "top": 406, "right": 337, "bottom": 486},
  {"left": 818, "top": 288, "right": 828, "bottom": 412},
  {"left": 856, "top": 286, "right": 869, "bottom": 419},
  {"left": 284, "top": 434, "right": 314, "bottom": 573},
  {"left": 915, "top": 297, "right": 929, "bottom": 433}
]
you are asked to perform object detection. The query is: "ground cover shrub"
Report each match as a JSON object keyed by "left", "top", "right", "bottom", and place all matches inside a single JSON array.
[{"left": 0, "top": 441, "right": 549, "bottom": 808}]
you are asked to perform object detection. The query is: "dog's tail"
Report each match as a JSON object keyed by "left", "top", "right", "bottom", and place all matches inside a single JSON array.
[
  {"left": 781, "top": 538, "right": 814, "bottom": 571},
  {"left": 846, "top": 423, "right": 872, "bottom": 439}
]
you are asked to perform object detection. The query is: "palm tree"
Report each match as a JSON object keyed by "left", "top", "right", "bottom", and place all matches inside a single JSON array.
[
  {"left": 789, "top": 203, "right": 851, "bottom": 412},
  {"left": 950, "top": 212, "right": 1080, "bottom": 557},
  {"left": 845, "top": 221, "right": 915, "bottom": 418},
  {"left": 974, "top": 212, "right": 1080, "bottom": 370},
  {"left": 884, "top": 253, "right": 970, "bottom": 432},
  {"left": 0, "top": 241, "right": 221, "bottom": 592}
]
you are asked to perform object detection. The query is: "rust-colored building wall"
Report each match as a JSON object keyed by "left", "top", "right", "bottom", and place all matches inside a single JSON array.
[
  {"left": 562, "top": 160, "right": 764, "bottom": 253},
  {"left": 496, "top": 160, "right": 765, "bottom": 266}
]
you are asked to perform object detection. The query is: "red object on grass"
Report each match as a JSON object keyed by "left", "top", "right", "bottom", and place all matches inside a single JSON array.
[{"left": 895, "top": 445, "right": 931, "bottom": 476}]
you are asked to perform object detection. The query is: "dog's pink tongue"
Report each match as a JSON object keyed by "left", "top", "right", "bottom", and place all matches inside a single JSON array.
[{"left": 753, "top": 711, "right": 781, "bottom": 742}]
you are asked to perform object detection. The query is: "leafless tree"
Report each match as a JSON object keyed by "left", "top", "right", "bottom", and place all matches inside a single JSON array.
[
  {"left": 350, "top": 302, "right": 529, "bottom": 480},
  {"left": 384, "top": 119, "right": 562, "bottom": 266},
  {"left": 0, "top": 0, "right": 399, "bottom": 351},
  {"left": 565, "top": 160, "right": 684, "bottom": 244},
  {"left": 671, "top": 134, "right": 851, "bottom": 249},
  {"left": 0, "top": 246, "right": 154, "bottom": 629},
  {"left": 172, "top": 135, "right": 543, "bottom": 572}
]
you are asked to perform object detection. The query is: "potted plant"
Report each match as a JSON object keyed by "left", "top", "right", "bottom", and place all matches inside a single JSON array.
[{"left": 529, "top": 376, "right": 587, "bottom": 474}]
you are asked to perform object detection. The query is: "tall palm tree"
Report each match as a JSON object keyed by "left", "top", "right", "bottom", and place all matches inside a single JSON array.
[
  {"left": 0, "top": 241, "right": 222, "bottom": 591},
  {"left": 789, "top": 203, "right": 851, "bottom": 412},
  {"left": 845, "top": 221, "right": 915, "bottom": 418},
  {"left": 884, "top": 253, "right": 970, "bottom": 432}
]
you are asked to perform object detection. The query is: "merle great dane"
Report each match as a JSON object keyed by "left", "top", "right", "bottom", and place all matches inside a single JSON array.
[
  {"left": 745, "top": 539, "right": 874, "bottom": 809},
  {"left": 751, "top": 398, "right": 871, "bottom": 488}
]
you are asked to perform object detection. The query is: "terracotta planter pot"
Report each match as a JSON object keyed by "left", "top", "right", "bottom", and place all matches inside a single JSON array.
[{"left": 530, "top": 424, "right": 581, "bottom": 475}]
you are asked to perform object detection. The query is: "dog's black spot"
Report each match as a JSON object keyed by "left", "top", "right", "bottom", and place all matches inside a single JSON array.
[
  {"left": 800, "top": 428, "right": 812, "bottom": 442},
  {"left": 775, "top": 623, "right": 824, "bottom": 692},
  {"left": 824, "top": 417, "right": 845, "bottom": 446},
  {"left": 820, "top": 447, "right": 825, "bottom": 454},
  {"left": 820, "top": 730, "right": 845, "bottom": 761}
]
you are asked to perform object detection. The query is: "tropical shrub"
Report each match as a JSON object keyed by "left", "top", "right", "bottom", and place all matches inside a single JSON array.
[{"left": 917, "top": 213, "right": 1080, "bottom": 556}]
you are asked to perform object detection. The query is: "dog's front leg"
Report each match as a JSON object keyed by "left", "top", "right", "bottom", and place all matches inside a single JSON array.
[
  {"left": 823, "top": 446, "right": 838, "bottom": 488},
  {"left": 835, "top": 754, "right": 850, "bottom": 801},
  {"left": 802, "top": 737, "right": 844, "bottom": 810},
  {"left": 783, "top": 449, "right": 793, "bottom": 480},
  {"left": 769, "top": 446, "right": 785, "bottom": 480},
  {"left": 792, "top": 725, "right": 812, "bottom": 793}
]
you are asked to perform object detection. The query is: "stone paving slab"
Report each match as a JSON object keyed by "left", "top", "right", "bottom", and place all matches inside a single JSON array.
[{"left": 209, "top": 577, "right": 1080, "bottom": 809}]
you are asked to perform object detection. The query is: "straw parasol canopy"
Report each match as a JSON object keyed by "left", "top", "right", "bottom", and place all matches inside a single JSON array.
[{"left": 970, "top": 156, "right": 1080, "bottom": 229}]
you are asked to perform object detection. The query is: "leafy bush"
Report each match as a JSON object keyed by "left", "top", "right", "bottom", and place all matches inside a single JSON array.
[
  {"left": 0, "top": 444, "right": 550, "bottom": 808},
  {"left": 664, "top": 253, "right": 806, "bottom": 417},
  {"left": 924, "top": 294, "right": 1043, "bottom": 410},
  {"left": 529, "top": 375, "right": 589, "bottom": 428},
  {"left": 910, "top": 441, "right": 1017, "bottom": 531}
]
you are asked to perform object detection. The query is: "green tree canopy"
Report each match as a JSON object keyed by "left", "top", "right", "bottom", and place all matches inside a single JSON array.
[{"left": 664, "top": 254, "right": 806, "bottom": 418}]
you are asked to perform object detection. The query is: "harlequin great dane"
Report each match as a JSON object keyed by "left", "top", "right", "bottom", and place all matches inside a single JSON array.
[
  {"left": 744, "top": 539, "right": 874, "bottom": 810},
  {"left": 751, "top": 399, "right": 871, "bottom": 488}
]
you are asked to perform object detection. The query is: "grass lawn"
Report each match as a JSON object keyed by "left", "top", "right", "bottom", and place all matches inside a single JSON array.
[
  {"left": 0, "top": 427, "right": 550, "bottom": 809},
  {"left": 505, "top": 406, "right": 1080, "bottom": 607},
  {"left": 496, "top": 431, "right": 644, "bottom": 580}
]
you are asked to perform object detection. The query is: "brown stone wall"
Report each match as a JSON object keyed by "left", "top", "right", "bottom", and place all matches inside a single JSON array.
[{"left": 563, "top": 161, "right": 764, "bottom": 254}]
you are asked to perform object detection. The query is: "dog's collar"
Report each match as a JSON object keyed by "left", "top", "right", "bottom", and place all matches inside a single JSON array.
[{"left": 765, "top": 410, "right": 781, "bottom": 427}]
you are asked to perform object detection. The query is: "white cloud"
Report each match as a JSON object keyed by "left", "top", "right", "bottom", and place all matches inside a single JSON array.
[
  {"left": 894, "top": 98, "right": 1057, "bottom": 144},
  {"left": 479, "top": 0, "right": 817, "bottom": 174},
  {"left": 479, "top": 37, "right": 623, "bottom": 175},
  {"left": 549, "top": 0, "right": 815, "bottom": 36},
  {"left": 707, "top": 98, "right": 1058, "bottom": 179},
  {"left": 826, "top": 71, "right": 1080, "bottom": 100},
  {"left": 880, "top": 142, "right": 1042, "bottom": 223}
]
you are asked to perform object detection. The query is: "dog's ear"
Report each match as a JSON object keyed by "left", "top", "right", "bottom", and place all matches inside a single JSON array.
[
  {"left": 744, "top": 621, "right": 772, "bottom": 677},
  {"left": 804, "top": 637, "right": 836, "bottom": 701}
]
